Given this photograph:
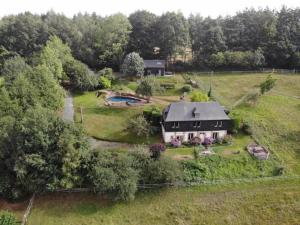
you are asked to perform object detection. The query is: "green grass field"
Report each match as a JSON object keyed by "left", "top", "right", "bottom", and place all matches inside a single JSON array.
[
  {"left": 27, "top": 178, "right": 300, "bottom": 225},
  {"left": 73, "top": 91, "right": 160, "bottom": 144}
]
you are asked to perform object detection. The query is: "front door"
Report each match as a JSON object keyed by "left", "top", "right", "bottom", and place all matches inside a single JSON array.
[{"left": 188, "top": 133, "right": 194, "bottom": 140}]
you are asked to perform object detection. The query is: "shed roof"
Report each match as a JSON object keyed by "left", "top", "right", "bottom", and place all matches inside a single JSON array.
[
  {"left": 144, "top": 60, "right": 165, "bottom": 68},
  {"left": 164, "top": 101, "right": 230, "bottom": 121}
]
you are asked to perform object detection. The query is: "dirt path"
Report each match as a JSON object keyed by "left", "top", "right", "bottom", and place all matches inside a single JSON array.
[{"left": 62, "top": 92, "right": 74, "bottom": 122}]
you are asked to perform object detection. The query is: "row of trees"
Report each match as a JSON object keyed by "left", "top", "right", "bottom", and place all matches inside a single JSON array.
[{"left": 0, "top": 8, "right": 299, "bottom": 71}]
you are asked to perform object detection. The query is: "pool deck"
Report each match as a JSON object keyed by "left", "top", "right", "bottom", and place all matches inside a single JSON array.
[{"left": 104, "top": 91, "right": 149, "bottom": 107}]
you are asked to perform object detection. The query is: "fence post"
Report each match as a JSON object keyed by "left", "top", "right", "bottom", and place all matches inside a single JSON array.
[
  {"left": 21, "top": 193, "right": 36, "bottom": 225},
  {"left": 80, "top": 107, "right": 83, "bottom": 123}
]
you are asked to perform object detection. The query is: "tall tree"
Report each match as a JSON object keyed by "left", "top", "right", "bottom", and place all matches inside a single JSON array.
[{"left": 127, "top": 10, "right": 157, "bottom": 58}]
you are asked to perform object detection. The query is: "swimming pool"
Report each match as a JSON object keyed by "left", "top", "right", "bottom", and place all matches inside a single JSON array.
[{"left": 107, "top": 96, "right": 141, "bottom": 103}]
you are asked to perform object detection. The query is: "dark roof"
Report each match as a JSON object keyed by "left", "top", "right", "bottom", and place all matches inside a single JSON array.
[
  {"left": 164, "top": 101, "right": 230, "bottom": 122},
  {"left": 144, "top": 60, "right": 165, "bottom": 68}
]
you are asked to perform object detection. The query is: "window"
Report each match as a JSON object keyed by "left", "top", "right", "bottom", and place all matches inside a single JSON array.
[
  {"left": 188, "top": 133, "right": 194, "bottom": 140},
  {"left": 172, "top": 122, "right": 180, "bottom": 128},
  {"left": 214, "top": 121, "right": 223, "bottom": 128},
  {"left": 193, "top": 121, "right": 201, "bottom": 128},
  {"left": 212, "top": 132, "right": 218, "bottom": 139}
]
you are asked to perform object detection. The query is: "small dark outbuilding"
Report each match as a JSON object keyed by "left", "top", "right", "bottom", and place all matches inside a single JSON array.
[{"left": 144, "top": 60, "right": 165, "bottom": 76}]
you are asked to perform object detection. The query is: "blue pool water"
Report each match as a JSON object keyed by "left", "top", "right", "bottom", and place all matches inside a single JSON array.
[{"left": 108, "top": 96, "right": 141, "bottom": 103}]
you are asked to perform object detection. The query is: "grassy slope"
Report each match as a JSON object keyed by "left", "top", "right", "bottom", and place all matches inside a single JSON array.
[
  {"left": 28, "top": 178, "right": 300, "bottom": 225},
  {"left": 191, "top": 73, "right": 300, "bottom": 174}
]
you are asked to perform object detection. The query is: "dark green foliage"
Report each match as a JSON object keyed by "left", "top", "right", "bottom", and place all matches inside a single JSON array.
[
  {"left": 0, "top": 12, "right": 49, "bottom": 56},
  {"left": 0, "top": 211, "right": 17, "bottom": 225},
  {"left": 190, "top": 91, "right": 209, "bottom": 102},
  {"left": 98, "top": 67, "right": 115, "bottom": 82},
  {"left": 181, "top": 160, "right": 208, "bottom": 182},
  {"left": 143, "top": 106, "right": 161, "bottom": 126},
  {"left": 121, "top": 52, "right": 144, "bottom": 76},
  {"left": 64, "top": 59, "right": 97, "bottom": 91},
  {"left": 260, "top": 75, "right": 276, "bottom": 94},
  {"left": 0, "top": 106, "right": 90, "bottom": 199},
  {"left": 181, "top": 85, "right": 192, "bottom": 93},
  {"left": 136, "top": 76, "right": 161, "bottom": 97},
  {"left": 149, "top": 143, "right": 166, "bottom": 159},
  {"left": 127, "top": 115, "right": 150, "bottom": 137},
  {"left": 85, "top": 151, "right": 138, "bottom": 201}
]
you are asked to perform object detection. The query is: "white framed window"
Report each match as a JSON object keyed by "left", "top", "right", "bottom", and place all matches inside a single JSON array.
[
  {"left": 212, "top": 132, "right": 218, "bottom": 139},
  {"left": 219, "top": 121, "right": 223, "bottom": 127},
  {"left": 172, "top": 122, "right": 180, "bottom": 128},
  {"left": 188, "top": 133, "right": 194, "bottom": 140}
]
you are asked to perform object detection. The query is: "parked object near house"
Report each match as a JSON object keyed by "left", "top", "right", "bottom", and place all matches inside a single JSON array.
[
  {"left": 247, "top": 144, "right": 270, "bottom": 160},
  {"left": 144, "top": 60, "right": 165, "bottom": 76},
  {"left": 162, "top": 101, "right": 231, "bottom": 143}
]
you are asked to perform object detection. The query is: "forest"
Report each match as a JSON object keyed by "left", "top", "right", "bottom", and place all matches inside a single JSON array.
[{"left": 0, "top": 7, "right": 299, "bottom": 72}]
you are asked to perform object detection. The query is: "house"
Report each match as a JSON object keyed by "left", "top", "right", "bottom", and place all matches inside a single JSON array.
[
  {"left": 144, "top": 60, "right": 165, "bottom": 76},
  {"left": 161, "top": 101, "right": 231, "bottom": 143}
]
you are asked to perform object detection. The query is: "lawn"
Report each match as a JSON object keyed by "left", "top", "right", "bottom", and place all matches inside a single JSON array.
[
  {"left": 73, "top": 91, "right": 161, "bottom": 144},
  {"left": 27, "top": 178, "right": 300, "bottom": 225}
]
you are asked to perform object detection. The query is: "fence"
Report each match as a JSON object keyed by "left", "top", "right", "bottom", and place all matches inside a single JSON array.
[
  {"left": 187, "top": 69, "right": 300, "bottom": 75},
  {"left": 21, "top": 193, "right": 35, "bottom": 225}
]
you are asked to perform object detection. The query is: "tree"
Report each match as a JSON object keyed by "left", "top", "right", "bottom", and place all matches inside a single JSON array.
[
  {"left": 149, "top": 143, "right": 166, "bottom": 160},
  {"left": 121, "top": 52, "right": 144, "bottom": 76},
  {"left": 127, "top": 10, "right": 158, "bottom": 58},
  {"left": 98, "top": 13, "right": 132, "bottom": 69},
  {"left": 0, "top": 12, "right": 49, "bottom": 56},
  {"left": 260, "top": 75, "right": 276, "bottom": 94},
  {"left": 156, "top": 12, "right": 190, "bottom": 60},
  {"left": 0, "top": 105, "right": 89, "bottom": 199},
  {"left": 64, "top": 59, "right": 97, "bottom": 91},
  {"left": 38, "top": 36, "right": 73, "bottom": 80},
  {"left": 136, "top": 76, "right": 160, "bottom": 99},
  {"left": 190, "top": 91, "right": 209, "bottom": 102},
  {"left": 85, "top": 151, "right": 138, "bottom": 201},
  {"left": 1, "top": 56, "right": 31, "bottom": 86},
  {"left": 127, "top": 115, "right": 151, "bottom": 137}
]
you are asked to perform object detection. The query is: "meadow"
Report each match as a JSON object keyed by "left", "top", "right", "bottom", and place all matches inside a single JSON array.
[{"left": 27, "top": 178, "right": 300, "bottom": 225}]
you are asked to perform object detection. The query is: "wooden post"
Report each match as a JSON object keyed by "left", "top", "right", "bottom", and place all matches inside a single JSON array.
[{"left": 80, "top": 107, "right": 83, "bottom": 123}]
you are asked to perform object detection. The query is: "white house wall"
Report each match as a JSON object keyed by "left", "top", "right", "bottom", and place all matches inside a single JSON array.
[{"left": 162, "top": 125, "right": 227, "bottom": 143}]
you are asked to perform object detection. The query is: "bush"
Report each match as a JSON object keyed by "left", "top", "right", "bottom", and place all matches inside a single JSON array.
[
  {"left": 149, "top": 143, "right": 166, "bottom": 159},
  {"left": 98, "top": 67, "right": 115, "bottom": 81},
  {"left": 260, "top": 75, "right": 276, "bottom": 95},
  {"left": 98, "top": 76, "right": 111, "bottom": 89},
  {"left": 203, "top": 137, "right": 213, "bottom": 147},
  {"left": 0, "top": 211, "right": 17, "bottom": 225},
  {"left": 181, "top": 85, "right": 192, "bottom": 93},
  {"left": 181, "top": 161, "right": 208, "bottom": 182},
  {"left": 223, "top": 135, "right": 233, "bottom": 145},
  {"left": 127, "top": 115, "right": 151, "bottom": 137},
  {"left": 143, "top": 106, "right": 162, "bottom": 127},
  {"left": 242, "top": 122, "right": 252, "bottom": 135},
  {"left": 190, "top": 91, "right": 209, "bottom": 102},
  {"left": 189, "top": 137, "right": 202, "bottom": 146},
  {"left": 171, "top": 138, "right": 182, "bottom": 147},
  {"left": 229, "top": 112, "right": 242, "bottom": 133}
]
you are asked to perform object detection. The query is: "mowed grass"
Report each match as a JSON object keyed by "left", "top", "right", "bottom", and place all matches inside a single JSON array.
[
  {"left": 28, "top": 178, "right": 300, "bottom": 225},
  {"left": 73, "top": 91, "right": 161, "bottom": 144}
]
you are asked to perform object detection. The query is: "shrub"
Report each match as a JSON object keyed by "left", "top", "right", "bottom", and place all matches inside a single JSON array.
[
  {"left": 242, "top": 122, "right": 252, "bottom": 135},
  {"left": 229, "top": 112, "right": 242, "bottom": 133},
  {"left": 136, "top": 76, "right": 161, "bottom": 98},
  {"left": 143, "top": 106, "right": 162, "bottom": 126},
  {"left": 190, "top": 91, "right": 209, "bottom": 102},
  {"left": 98, "top": 76, "right": 111, "bottom": 89},
  {"left": 189, "top": 137, "right": 202, "bottom": 146},
  {"left": 203, "top": 137, "right": 213, "bottom": 147},
  {"left": 146, "top": 157, "right": 182, "bottom": 184},
  {"left": 149, "top": 143, "right": 166, "bottom": 159},
  {"left": 273, "top": 166, "right": 285, "bottom": 176},
  {"left": 181, "top": 85, "right": 192, "bottom": 93},
  {"left": 99, "top": 67, "right": 115, "bottom": 81},
  {"left": 171, "top": 138, "right": 182, "bottom": 147},
  {"left": 181, "top": 161, "right": 208, "bottom": 182},
  {"left": 223, "top": 135, "right": 233, "bottom": 145},
  {"left": 260, "top": 75, "right": 276, "bottom": 94},
  {"left": 127, "top": 115, "right": 151, "bottom": 137},
  {"left": 0, "top": 211, "right": 17, "bottom": 225},
  {"left": 193, "top": 147, "right": 200, "bottom": 160}
]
